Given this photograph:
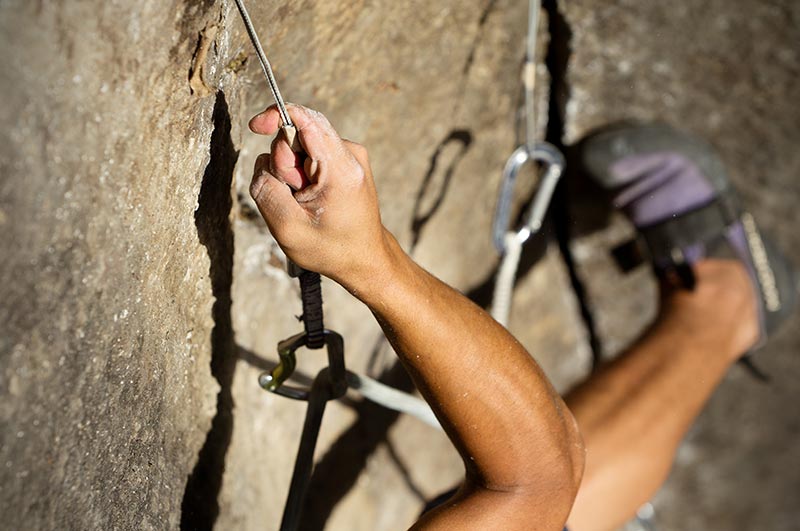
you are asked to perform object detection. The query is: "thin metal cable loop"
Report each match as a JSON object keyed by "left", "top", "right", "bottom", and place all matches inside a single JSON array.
[
  {"left": 233, "top": 0, "right": 293, "bottom": 127},
  {"left": 524, "top": 0, "right": 541, "bottom": 151},
  {"left": 491, "top": 233, "right": 524, "bottom": 327}
]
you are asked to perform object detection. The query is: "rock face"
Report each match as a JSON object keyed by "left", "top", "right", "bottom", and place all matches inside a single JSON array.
[
  {"left": 1, "top": 1, "right": 797, "bottom": 531},
  {"left": 0, "top": 1, "right": 243, "bottom": 529}
]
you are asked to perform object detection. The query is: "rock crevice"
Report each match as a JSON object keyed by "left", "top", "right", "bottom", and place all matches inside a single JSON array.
[{"left": 181, "top": 91, "right": 240, "bottom": 531}]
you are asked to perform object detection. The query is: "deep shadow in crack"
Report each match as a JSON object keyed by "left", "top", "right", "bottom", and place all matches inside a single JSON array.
[
  {"left": 181, "top": 91, "right": 239, "bottom": 531},
  {"left": 540, "top": 0, "right": 613, "bottom": 239},
  {"left": 542, "top": 0, "right": 607, "bottom": 369}
]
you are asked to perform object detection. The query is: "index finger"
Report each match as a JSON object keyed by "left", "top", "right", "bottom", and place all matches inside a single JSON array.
[{"left": 248, "top": 104, "right": 342, "bottom": 158}]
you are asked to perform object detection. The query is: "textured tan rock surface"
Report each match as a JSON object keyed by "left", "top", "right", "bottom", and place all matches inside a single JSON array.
[
  {"left": 0, "top": 1, "right": 240, "bottom": 529},
  {"left": 560, "top": 1, "right": 800, "bottom": 529}
]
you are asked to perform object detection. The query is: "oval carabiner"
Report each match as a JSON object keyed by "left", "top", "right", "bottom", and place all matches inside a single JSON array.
[
  {"left": 492, "top": 142, "right": 565, "bottom": 253},
  {"left": 258, "top": 330, "right": 347, "bottom": 401}
]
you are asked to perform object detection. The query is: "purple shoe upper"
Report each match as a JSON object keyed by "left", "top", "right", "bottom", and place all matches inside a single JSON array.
[
  {"left": 608, "top": 150, "right": 768, "bottom": 340},
  {"left": 610, "top": 152, "right": 717, "bottom": 227}
]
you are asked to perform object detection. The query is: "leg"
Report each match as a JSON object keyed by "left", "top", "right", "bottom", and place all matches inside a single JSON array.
[{"left": 565, "top": 259, "right": 759, "bottom": 531}]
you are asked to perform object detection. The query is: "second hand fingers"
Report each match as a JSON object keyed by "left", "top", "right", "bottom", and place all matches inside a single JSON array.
[{"left": 249, "top": 105, "right": 282, "bottom": 135}]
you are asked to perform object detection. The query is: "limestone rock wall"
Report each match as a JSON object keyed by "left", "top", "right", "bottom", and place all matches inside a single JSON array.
[{"left": 0, "top": 1, "right": 238, "bottom": 529}]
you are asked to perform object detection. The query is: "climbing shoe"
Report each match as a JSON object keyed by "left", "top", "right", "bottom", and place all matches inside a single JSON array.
[{"left": 578, "top": 123, "right": 796, "bottom": 357}]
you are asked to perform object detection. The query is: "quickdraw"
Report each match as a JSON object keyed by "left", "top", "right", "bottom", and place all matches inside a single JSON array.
[
  {"left": 490, "top": 0, "right": 564, "bottom": 327},
  {"left": 233, "top": 2, "right": 345, "bottom": 529},
  {"left": 259, "top": 330, "right": 347, "bottom": 530}
]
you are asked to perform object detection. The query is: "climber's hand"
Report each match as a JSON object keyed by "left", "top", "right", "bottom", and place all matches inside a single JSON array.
[{"left": 249, "top": 104, "right": 388, "bottom": 288}]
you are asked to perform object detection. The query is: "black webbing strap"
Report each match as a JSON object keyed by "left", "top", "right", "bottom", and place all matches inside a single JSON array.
[
  {"left": 279, "top": 371, "right": 330, "bottom": 531},
  {"left": 639, "top": 190, "right": 741, "bottom": 262},
  {"left": 298, "top": 270, "right": 325, "bottom": 349},
  {"left": 277, "top": 332, "right": 347, "bottom": 531}
]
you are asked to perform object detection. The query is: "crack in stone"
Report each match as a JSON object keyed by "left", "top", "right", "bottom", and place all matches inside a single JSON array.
[
  {"left": 542, "top": 0, "right": 604, "bottom": 369},
  {"left": 180, "top": 91, "right": 240, "bottom": 531},
  {"left": 189, "top": 22, "right": 219, "bottom": 97}
]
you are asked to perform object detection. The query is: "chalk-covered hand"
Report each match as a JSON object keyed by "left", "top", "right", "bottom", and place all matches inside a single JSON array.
[{"left": 249, "top": 104, "right": 388, "bottom": 289}]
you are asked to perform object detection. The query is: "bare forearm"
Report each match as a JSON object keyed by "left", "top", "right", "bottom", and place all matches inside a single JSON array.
[
  {"left": 345, "top": 230, "right": 584, "bottom": 494},
  {"left": 248, "top": 104, "right": 583, "bottom": 528}
]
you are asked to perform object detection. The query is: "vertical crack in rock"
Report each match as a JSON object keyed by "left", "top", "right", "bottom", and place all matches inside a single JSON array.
[
  {"left": 542, "top": 0, "right": 571, "bottom": 145},
  {"left": 181, "top": 92, "right": 239, "bottom": 530},
  {"left": 543, "top": 0, "right": 603, "bottom": 369}
]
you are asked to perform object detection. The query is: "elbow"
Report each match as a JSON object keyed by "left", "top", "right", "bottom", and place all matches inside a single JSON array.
[
  {"left": 563, "top": 408, "right": 586, "bottom": 502},
  {"left": 529, "top": 406, "right": 586, "bottom": 519},
  {"left": 537, "top": 410, "right": 586, "bottom": 528},
  {"left": 512, "top": 414, "right": 587, "bottom": 529},
  {"left": 552, "top": 407, "right": 586, "bottom": 520}
]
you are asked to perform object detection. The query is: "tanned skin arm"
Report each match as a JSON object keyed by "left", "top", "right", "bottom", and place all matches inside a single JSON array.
[{"left": 248, "top": 104, "right": 585, "bottom": 531}]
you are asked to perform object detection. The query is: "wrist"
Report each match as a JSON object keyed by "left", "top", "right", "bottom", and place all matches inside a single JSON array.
[{"left": 336, "top": 228, "right": 410, "bottom": 305}]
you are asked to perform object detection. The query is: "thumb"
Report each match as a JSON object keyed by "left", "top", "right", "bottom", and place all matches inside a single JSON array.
[{"left": 250, "top": 171, "right": 306, "bottom": 236}]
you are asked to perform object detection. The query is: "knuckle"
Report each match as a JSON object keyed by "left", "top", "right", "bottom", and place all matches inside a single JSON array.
[
  {"left": 351, "top": 142, "right": 368, "bottom": 158},
  {"left": 253, "top": 153, "right": 270, "bottom": 176},
  {"left": 343, "top": 140, "right": 370, "bottom": 167},
  {"left": 252, "top": 176, "right": 285, "bottom": 211},
  {"left": 354, "top": 163, "right": 367, "bottom": 182},
  {"left": 249, "top": 173, "right": 267, "bottom": 200},
  {"left": 249, "top": 180, "right": 260, "bottom": 200}
]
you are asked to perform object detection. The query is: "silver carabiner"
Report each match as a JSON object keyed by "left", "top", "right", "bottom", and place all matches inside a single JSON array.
[{"left": 492, "top": 142, "right": 565, "bottom": 253}]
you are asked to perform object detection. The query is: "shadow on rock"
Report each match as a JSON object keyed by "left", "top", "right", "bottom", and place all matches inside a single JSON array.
[{"left": 181, "top": 91, "right": 239, "bottom": 531}]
